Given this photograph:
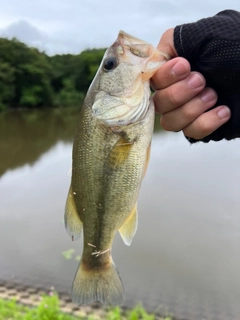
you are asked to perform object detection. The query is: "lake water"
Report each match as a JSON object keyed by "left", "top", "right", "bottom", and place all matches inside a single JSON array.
[{"left": 0, "top": 109, "right": 239, "bottom": 320}]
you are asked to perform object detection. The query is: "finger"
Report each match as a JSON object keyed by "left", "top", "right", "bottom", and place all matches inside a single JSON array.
[
  {"left": 153, "top": 72, "right": 206, "bottom": 114},
  {"left": 156, "top": 28, "right": 177, "bottom": 58},
  {"left": 151, "top": 57, "right": 190, "bottom": 90},
  {"left": 183, "top": 106, "right": 231, "bottom": 140},
  {"left": 160, "top": 88, "right": 217, "bottom": 131}
]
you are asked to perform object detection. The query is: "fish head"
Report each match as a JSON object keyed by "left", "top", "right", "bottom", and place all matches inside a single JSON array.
[
  {"left": 114, "top": 30, "right": 169, "bottom": 79},
  {"left": 92, "top": 31, "right": 169, "bottom": 127}
]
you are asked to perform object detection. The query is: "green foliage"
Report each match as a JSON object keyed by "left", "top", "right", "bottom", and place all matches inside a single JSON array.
[
  {"left": 0, "top": 38, "right": 54, "bottom": 108},
  {"left": 106, "top": 307, "right": 122, "bottom": 320},
  {"left": 0, "top": 60, "right": 15, "bottom": 110},
  {"left": 0, "top": 294, "right": 172, "bottom": 320},
  {"left": 20, "top": 85, "right": 43, "bottom": 106},
  {"left": 0, "top": 294, "right": 76, "bottom": 320},
  {"left": 62, "top": 249, "right": 81, "bottom": 261},
  {"left": 62, "top": 249, "right": 76, "bottom": 260},
  {"left": 106, "top": 305, "right": 172, "bottom": 320},
  {"left": 74, "top": 49, "right": 106, "bottom": 94},
  {"left": 54, "top": 78, "right": 84, "bottom": 107},
  {"left": 127, "top": 305, "right": 155, "bottom": 320},
  {"left": 0, "top": 37, "right": 105, "bottom": 109}
]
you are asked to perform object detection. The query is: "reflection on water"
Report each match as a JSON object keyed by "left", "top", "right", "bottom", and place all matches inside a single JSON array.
[
  {"left": 0, "top": 109, "right": 240, "bottom": 320},
  {"left": 0, "top": 108, "right": 80, "bottom": 176},
  {"left": 0, "top": 109, "right": 162, "bottom": 177}
]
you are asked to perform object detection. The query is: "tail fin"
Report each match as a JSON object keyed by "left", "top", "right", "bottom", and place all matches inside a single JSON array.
[{"left": 71, "top": 258, "right": 124, "bottom": 306}]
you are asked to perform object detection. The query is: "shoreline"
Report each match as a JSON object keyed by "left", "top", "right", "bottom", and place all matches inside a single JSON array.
[{"left": 0, "top": 280, "right": 180, "bottom": 320}]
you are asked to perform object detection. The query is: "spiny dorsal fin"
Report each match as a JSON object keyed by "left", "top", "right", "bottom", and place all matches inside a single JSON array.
[
  {"left": 118, "top": 204, "right": 138, "bottom": 246},
  {"left": 64, "top": 184, "right": 83, "bottom": 241}
]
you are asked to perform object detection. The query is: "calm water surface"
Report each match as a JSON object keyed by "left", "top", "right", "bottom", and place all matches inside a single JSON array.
[{"left": 0, "top": 109, "right": 239, "bottom": 320}]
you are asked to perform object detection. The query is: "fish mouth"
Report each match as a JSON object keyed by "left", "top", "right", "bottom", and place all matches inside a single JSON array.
[
  {"left": 117, "top": 30, "right": 171, "bottom": 60},
  {"left": 117, "top": 31, "right": 151, "bottom": 58},
  {"left": 118, "top": 30, "right": 148, "bottom": 44},
  {"left": 109, "top": 30, "right": 169, "bottom": 76},
  {"left": 111, "top": 30, "right": 151, "bottom": 59}
]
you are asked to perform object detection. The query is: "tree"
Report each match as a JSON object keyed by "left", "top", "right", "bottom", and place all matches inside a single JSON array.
[
  {"left": 0, "top": 61, "right": 15, "bottom": 110},
  {"left": 0, "top": 37, "right": 106, "bottom": 109}
]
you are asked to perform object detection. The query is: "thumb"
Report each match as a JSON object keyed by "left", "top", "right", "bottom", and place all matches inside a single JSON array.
[{"left": 156, "top": 28, "right": 178, "bottom": 58}]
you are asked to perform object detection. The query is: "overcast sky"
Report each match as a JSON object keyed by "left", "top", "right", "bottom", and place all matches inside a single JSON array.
[{"left": 0, "top": 0, "right": 239, "bottom": 55}]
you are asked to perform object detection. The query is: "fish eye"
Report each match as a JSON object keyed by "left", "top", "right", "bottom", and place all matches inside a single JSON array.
[{"left": 103, "top": 56, "right": 118, "bottom": 71}]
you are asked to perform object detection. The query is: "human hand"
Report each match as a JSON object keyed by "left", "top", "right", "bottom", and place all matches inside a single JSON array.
[{"left": 151, "top": 28, "right": 231, "bottom": 140}]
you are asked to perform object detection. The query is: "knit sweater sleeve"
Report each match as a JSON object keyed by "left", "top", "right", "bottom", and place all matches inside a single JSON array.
[{"left": 174, "top": 10, "right": 240, "bottom": 143}]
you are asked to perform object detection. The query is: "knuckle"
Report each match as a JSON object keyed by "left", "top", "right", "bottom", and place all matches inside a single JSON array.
[
  {"left": 196, "top": 120, "right": 211, "bottom": 138},
  {"left": 160, "top": 114, "right": 177, "bottom": 131},
  {"left": 160, "top": 115, "right": 171, "bottom": 131},
  {"left": 182, "top": 107, "right": 193, "bottom": 120},
  {"left": 153, "top": 93, "right": 164, "bottom": 113},
  {"left": 184, "top": 120, "right": 209, "bottom": 140},
  {"left": 166, "top": 86, "right": 180, "bottom": 106}
]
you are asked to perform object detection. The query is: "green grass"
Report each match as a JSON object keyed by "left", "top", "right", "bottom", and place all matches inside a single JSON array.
[{"left": 0, "top": 293, "right": 172, "bottom": 320}]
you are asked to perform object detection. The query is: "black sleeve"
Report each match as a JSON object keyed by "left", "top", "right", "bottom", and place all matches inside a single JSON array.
[{"left": 174, "top": 10, "right": 240, "bottom": 143}]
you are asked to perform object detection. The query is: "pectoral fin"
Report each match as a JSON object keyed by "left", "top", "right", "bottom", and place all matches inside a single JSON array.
[
  {"left": 143, "top": 142, "right": 151, "bottom": 178},
  {"left": 64, "top": 185, "right": 83, "bottom": 241},
  {"left": 119, "top": 204, "right": 138, "bottom": 246},
  {"left": 108, "top": 136, "right": 134, "bottom": 170}
]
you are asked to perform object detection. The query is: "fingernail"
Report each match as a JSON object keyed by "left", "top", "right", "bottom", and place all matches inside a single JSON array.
[
  {"left": 187, "top": 74, "right": 204, "bottom": 89},
  {"left": 217, "top": 107, "right": 231, "bottom": 119},
  {"left": 201, "top": 89, "right": 216, "bottom": 103},
  {"left": 172, "top": 61, "right": 188, "bottom": 77}
]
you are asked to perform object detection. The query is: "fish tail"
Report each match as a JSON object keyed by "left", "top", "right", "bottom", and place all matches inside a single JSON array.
[{"left": 71, "top": 257, "right": 124, "bottom": 306}]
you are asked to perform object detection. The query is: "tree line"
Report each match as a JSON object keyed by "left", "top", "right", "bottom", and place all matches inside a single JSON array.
[{"left": 0, "top": 37, "right": 106, "bottom": 110}]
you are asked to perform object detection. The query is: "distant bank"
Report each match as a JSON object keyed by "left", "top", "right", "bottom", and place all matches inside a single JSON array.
[{"left": 0, "top": 37, "right": 105, "bottom": 111}]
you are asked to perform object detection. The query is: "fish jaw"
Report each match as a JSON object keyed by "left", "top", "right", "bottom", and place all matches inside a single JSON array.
[
  {"left": 91, "top": 30, "right": 169, "bottom": 127},
  {"left": 105, "top": 29, "right": 169, "bottom": 81},
  {"left": 116, "top": 30, "right": 169, "bottom": 77}
]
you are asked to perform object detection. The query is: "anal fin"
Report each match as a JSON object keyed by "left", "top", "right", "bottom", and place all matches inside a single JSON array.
[
  {"left": 64, "top": 184, "right": 83, "bottom": 241},
  {"left": 118, "top": 204, "right": 138, "bottom": 246}
]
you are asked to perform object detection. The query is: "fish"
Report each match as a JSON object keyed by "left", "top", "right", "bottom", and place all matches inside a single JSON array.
[{"left": 64, "top": 30, "right": 169, "bottom": 306}]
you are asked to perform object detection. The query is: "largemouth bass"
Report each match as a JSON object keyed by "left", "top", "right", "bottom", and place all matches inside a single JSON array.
[{"left": 65, "top": 31, "right": 168, "bottom": 306}]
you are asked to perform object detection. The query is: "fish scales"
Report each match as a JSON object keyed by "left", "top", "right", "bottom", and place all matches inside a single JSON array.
[{"left": 64, "top": 30, "right": 169, "bottom": 306}]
